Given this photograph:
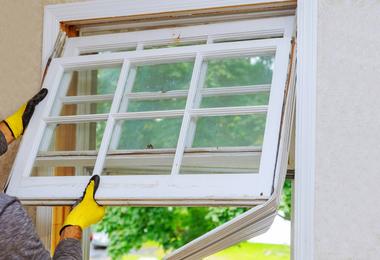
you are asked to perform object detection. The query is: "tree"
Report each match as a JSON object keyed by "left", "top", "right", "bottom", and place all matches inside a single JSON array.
[{"left": 94, "top": 54, "right": 292, "bottom": 259}]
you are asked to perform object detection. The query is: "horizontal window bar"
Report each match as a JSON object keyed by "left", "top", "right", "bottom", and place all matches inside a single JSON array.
[
  {"left": 37, "top": 146, "right": 261, "bottom": 158},
  {"left": 201, "top": 85, "right": 271, "bottom": 97},
  {"left": 37, "top": 150, "right": 98, "bottom": 157},
  {"left": 127, "top": 90, "right": 188, "bottom": 100},
  {"left": 124, "top": 85, "right": 271, "bottom": 101},
  {"left": 60, "top": 94, "right": 114, "bottom": 104},
  {"left": 111, "top": 109, "right": 184, "bottom": 120},
  {"left": 190, "top": 106, "right": 267, "bottom": 117},
  {"left": 44, "top": 114, "right": 108, "bottom": 123},
  {"left": 57, "top": 38, "right": 280, "bottom": 70}
]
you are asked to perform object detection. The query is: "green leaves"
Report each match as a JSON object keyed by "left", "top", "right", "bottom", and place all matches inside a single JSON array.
[{"left": 96, "top": 207, "right": 246, "bottom": 259}]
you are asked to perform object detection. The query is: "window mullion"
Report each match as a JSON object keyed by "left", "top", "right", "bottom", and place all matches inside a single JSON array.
[
  {"left": 108, "top": 41, "right": 146, "bottom": 151},
  {"left": 171, "top": 52, "right": 204, "bottom": 176},
  {"left": 185, "top": 36, "right": 211, "bottom": 147},
  {"left": 92, "top": 59, "right": 131, "bottom": 176},
  {"left": 108, "top": 66, "right": 137, "bottom": 150}
]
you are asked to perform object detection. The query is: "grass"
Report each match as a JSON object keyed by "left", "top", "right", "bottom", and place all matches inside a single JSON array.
[
  {"left": 205, "top": 242, "right": 290, "bottom": 260},
  {"left": 121, "top": 242, "right": 289, "bottom": 260}
]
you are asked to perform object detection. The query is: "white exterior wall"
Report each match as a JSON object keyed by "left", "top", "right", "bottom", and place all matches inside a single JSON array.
[{"left": 315, "top": 1, "right": 380, "bottom": 259}]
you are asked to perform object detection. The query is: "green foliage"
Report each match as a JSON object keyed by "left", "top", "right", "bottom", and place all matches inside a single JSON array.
[
  {"left": 96, "top": 206, "right": 248, "bottom": 259},
  {"left": 279, "top": 179, "right": 292, "bottom": 220}
]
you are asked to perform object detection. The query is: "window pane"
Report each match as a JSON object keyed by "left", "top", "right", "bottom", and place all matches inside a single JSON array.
[
  {"left": 111, "top": 118, "right": 182, "bottom": 150},
  {"left": 131, "top": 62, "right": 194, "bottom": 92},
  {"left": 59, "top": 101, "right": 112, "bottom": 116},
  {"left": 31, "top": 161, "right": 94, "bottom": 177},
  {"left": 127, "top": 98, "right": 187, "bottom": 112},
  {"left": 200, "top": 93, "right": 270, "bottom": 108},
  {"left": 191, "top": 114, "right": 266, "bottom": 148},
  {"left": 205, "top": 56, "right": 274, "bottom": 88},
  {"left": 64, "top": 66, "right": 121, "bottom": 96},
  {"left": 40, "top": 121, "right": 106, "bottom": 152}
]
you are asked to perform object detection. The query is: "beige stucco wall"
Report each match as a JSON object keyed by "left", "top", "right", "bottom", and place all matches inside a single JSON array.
[
  {"left": 0, "top": 0, "right": 81, "bottom": 188},
  {"left": 316, "top": 1, "right": 380, "bottom": 259}
]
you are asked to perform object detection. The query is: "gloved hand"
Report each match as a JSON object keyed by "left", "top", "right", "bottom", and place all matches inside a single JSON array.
[
  {"left": 4, "top": 88, "right": 48, "bottom": 139},
  {"left": 61, "top": 175, "right": 105, "bottom": 233}
]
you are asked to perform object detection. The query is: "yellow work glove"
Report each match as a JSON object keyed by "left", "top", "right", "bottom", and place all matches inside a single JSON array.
[
  {"left": 4, "top": 88, "right": 48, "bottom": 139},
  {"left": 61, "top": 175, "right": 105, "bottom": 233}
]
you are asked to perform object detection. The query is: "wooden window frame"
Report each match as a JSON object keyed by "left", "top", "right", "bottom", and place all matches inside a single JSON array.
[
  {"left": 27, "top": 1, "right": 315, "bottom": 259},
  {"left": 7, "top": 19, "right": 293, "bottom": 206}
]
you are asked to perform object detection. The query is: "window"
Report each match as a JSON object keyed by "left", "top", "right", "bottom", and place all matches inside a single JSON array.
[{"left": 7, "top": 17, "right": 294, "bottom": 207}]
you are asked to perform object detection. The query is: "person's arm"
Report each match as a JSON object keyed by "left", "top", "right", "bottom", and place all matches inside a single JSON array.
[
  {"left": 0, "top": 193, "right": 51, "bottom": 259},
  {"left": 53, "top": 175, "right": 105, "bottom": 260},
  {"left": 0, "top": 120, "right": 14, "bottom": 155},
  {"left": 52, "top": 226, "right": 82, "bottom": 260},
  {"left": 0, "top": 88, "right": 47, "bottom": 156}
]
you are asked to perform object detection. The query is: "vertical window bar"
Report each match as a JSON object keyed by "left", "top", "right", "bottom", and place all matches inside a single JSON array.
[
  {"left": 107, "top": 41, "right": 143, "bottom": 149},
  {"left": 92, "top": 59, "right": 131, "bottom": 176},
  {"left": 108, "top": 66, "right": 137, "bottom": 150},
  {"left": 171, "top": 53, "right": 204, "bottom": 175},
  {"left": 185, "top": 36, "right": 213, "bottom": 147},
  {"left": 40, "top": 71, "right": 70, "bottom": 152}
]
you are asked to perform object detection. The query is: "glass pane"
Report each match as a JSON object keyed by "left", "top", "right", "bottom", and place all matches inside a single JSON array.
[
  {"left": 102, "top": 154, "right": 174, "bottom": 176},
  {"left": 63, "top": 66, "right": 121, "bottom": 96},
  {"left": 180, "top": 152, "right": 260, "bottom": 174},
  {"left": 191, "top": 114, "right": 266, "bottom": 148},
  {"left": 127, "top": 98, "right": 187, "bottom": 112},
  {"left": 200, "top": 93, "right": 270, "bottom": 108},
  {"left": 131, "top": 61, "right": 194, "bottom": 92},
  {"left": 205, "top": 56, "right": 274, "bottom": 88},
  {"left": 31, "top": 160, "right": 94, "bottom": 177},
  {"left": 110, "top": 118, "right": 182, "bottom": 150},
  {"left": 40, "top": 121, "right": 106, "bottom": 152},
  {"left": 59, "top": 101, "right": 112, "bottom": 116}
]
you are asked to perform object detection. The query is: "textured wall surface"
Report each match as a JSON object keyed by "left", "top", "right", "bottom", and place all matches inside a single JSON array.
[
  {"left": 0, "top": 0, "right": 80, "bottom": 188},
  {"left": 316, "top": 1, "right": 380, "bottom": 259}
]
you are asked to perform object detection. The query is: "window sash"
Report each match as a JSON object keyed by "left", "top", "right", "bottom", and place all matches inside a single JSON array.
[{"left": 7, "top": 19, "right": 293, "bottom": 206}]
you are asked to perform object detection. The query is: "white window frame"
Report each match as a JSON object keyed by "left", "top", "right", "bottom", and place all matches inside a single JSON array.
[
  {"left": 24, "top": 1, "right": 315, "bottom": 259},
  {"left": 7, "top": 18, "right": 293, "bottom": 206}
]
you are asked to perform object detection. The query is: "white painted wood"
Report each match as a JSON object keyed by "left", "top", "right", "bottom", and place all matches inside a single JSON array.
[
  {"left": 10, "top": 12, "right": 294, "bottom": 210},
  {"left": 61, "top": 94, "right": 114, "bottom": 104},
  {"left": 58, "top": 38, "right": 279, "bottom": 68},
  {"left": 34, "top": 1, "right": 299, "bottom": 257},
  {"left": 35, "top": 207, "right": 52, "bottom": 250},
  {"left": 92, "top": 60, "right": 131, "bottom": 175},
  {"left": 190, "top": 106, "right": 268, "bottom": 117},
  {"left": 201, "top": 84, "right": 271, "bottom": 97},
  {"left": 165, "top": 37, "right": 296, "bottom": 260},
  {"left": 127, "top": 90, "right": 188, "bottom": 100},
  {"left": 293, "top": 1, "right": 317, "bottom": 259},
  {"left": 44, "top": 1, "right": 295, "bottom": 65},
  {"left": 171, "top": 53, "right": 204, "bottom": 175},
  {"left": 44, "top": 114, "right": 108, "bottom": 123},
  {"left": 79, "top": 11, "right": 295, "bottom": 36},
  {"left": 63, "top": 17, "right": 294, "bottom": 57},
  {"left": 109, "top": 66, "right": 138, "bottom": 150},
  {"left": 111, "top": 110, "right": 184, "bottom": 120}
]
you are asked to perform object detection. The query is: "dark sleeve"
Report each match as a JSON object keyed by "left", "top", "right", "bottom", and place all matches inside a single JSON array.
[
  {"left": 53, "top": 238, "right": 82, "bottom": 260},
  {"left": 0, "top": 194, "right": 51, "bottom": 260},
  {"left": 0, "top": 131, "right": 7, "bottom": 155}
]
